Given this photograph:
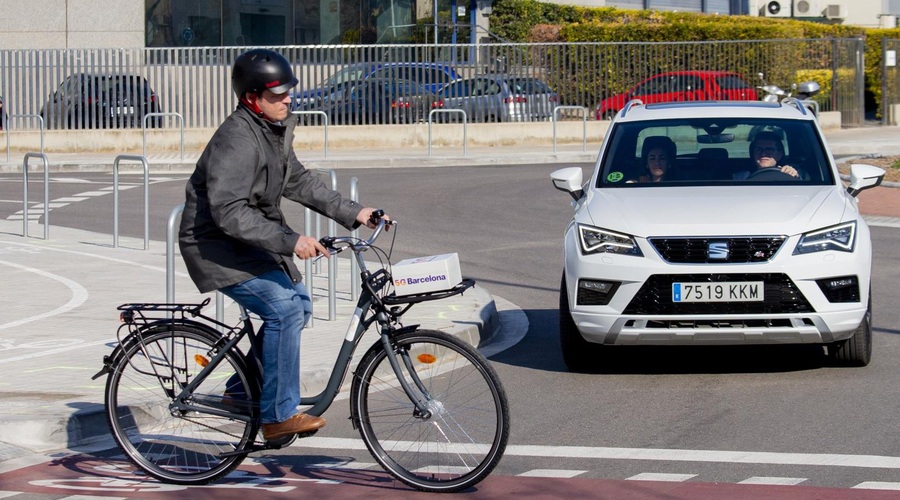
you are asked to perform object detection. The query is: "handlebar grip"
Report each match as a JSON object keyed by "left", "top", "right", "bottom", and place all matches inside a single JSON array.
[{"left": 369, "top": 209, "right": 385, "bottom": 225}]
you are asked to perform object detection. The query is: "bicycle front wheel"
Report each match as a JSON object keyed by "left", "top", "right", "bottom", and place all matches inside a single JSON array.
[
  {"left": 351, "top": 329, "right": 510, "bottom": 492},
  {"left": 104, "top": 324, "right": 259, "bottom": 485}
]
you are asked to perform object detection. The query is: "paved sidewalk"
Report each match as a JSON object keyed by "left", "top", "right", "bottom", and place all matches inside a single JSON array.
[{"left": 0, "top": 124, "right": 898, "bottom": 462}]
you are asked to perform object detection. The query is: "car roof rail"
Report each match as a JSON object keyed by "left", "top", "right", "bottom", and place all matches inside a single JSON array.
[
  {"left": 621, "top": 99, "right": 644, "bottom": 118},
  {"left": 782, "top": 97, "right": 811, "bottom": 117}
]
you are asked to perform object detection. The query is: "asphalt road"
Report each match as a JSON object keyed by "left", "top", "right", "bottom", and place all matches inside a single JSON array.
[{"left": 1, "top": 165, "right": 899, "bottom": 495}]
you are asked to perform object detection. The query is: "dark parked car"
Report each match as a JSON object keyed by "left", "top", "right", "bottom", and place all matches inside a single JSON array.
[
  {"left": 298, "top": 78, "right": 438, "bottom": 125},
  {"left": 433, "top": 74, "right": 559, "bottom": 123},
  {"left": 293, "top": 62, "right": 458, "bottom": 111},
  {"left": 40, "top": 73, "right": 161, "bottom": 129},
  {"left": 595, "top": 70, "right": 757, "bottom": 120}
]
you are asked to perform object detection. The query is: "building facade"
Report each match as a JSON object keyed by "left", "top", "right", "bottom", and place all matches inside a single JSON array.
[
  {"left": 0, "top": 0, "right": 896, "bottom": 51},
  {"left": 0, "top": 0, "right": 488, "bottom": 49}
]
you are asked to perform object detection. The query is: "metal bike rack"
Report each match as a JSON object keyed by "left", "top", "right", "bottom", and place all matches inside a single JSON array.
[
  {"left": 291, "top": 110, "right": 329, "bottom": 158},
  {"left": 6, "top": 114, "right": 45, "bottom": 163},
  {"left": 428, "top": 109, "right": 467, "bottom": 157},
  {"left": 112, "top": 155, "right": 150, "bottom": 250},
  {"left": 22, "top": 152, "right": 50, "bottom": 239},
  {"left": 799, "top": 99, "right": 820, "bottom": 117},
  {"left": 552, "top": 106, "right": 589, "bottom": 153},
  {"left": 305, "top": 168, "right": 339, "bottom": 322},
  {"left": 166, "top": 204, "right": 184, "bottom": 306},
  {"left": 350, "top": 176, "right": 360, "bottom": 301},
  {"left": 304, "top": 207, "right": 315, "bottom": 328},
  {"left": 165, "top": 203, "right": 224, "bottom": 324},
  {"left": 143, "top": 112, "right": 185, "bottom": 161}
]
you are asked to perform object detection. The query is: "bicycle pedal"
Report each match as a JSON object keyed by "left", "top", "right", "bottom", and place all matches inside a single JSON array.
[
  {"left": 295, "top": 429, "right": 319, "bottom": 439},
  {"left": 264, "top": 434, "right": 297, "bottom": 449}
]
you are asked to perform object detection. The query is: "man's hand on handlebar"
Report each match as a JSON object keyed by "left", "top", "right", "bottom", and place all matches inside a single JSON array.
[
  {"left": 294, "top": 235, "right": 329, "bottom": 260},
  {"left": 357, "top": 207, "right": 391, "bottom": 230}
]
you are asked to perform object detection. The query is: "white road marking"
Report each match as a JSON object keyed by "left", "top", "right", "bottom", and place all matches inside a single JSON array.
[
  {"left": 519, "top": 469, "right": 586, "bottom": 478},
  {"left": 0, "top": 259, "right": 88, "bottom": 331},
  {"left": 739, "top": 476, "right": 807, "bottom": 485},
  {"left": 628, "top": 473, "right": 697, "bottom": 482},
  {"left": 299, "top": 437, "right": 900, "bottom": 470},
  {"left": 854, "top": 482, "right": 900, "bottom": 490}
]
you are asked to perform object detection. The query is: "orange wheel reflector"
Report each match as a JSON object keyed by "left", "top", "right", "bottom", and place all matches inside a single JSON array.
[
  {"left": 194, "top": 354, "right": 209, "bottom": 367},
  {"left": 417, "top": 353, "right": 437, "bottom": 364}
]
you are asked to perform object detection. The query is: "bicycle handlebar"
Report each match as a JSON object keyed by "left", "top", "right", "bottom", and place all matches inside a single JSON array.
[{"left": 318, "top": 209, "right": 393, "bottom": 258}]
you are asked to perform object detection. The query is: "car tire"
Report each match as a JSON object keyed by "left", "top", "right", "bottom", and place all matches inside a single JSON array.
[
  {"left": 829, "top": 294, "right": 872, "bottom": 367},
  {"left": 602, "top": 110, "right": 617, "bottom": 120},
  {"left": 559, "top": 273, "right": 599, "bottom": 372}
]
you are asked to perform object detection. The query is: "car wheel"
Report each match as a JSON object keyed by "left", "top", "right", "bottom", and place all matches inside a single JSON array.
[
  {"left": 829, "top": 294, "right": 872, "bottom": 367},
  {"left": 602, "top": 110, "right": 617, "bottom": 120},
  {"left": 559, "top": 273, "right": 599, "bottom": 372}
]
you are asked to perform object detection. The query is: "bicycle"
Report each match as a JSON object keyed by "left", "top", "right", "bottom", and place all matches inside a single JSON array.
[{"left": 92, "top": 212, "right": 510, "bottom": 492}]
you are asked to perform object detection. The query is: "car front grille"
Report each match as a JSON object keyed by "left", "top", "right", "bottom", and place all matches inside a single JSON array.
[
  {"left": 623, "top": 273, "right": 814, "bottom": 315},
  {"left": 648, "top": 237, "right": 785, "bottom": 263}
]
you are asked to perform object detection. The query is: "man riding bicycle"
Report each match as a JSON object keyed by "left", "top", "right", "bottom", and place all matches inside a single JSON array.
[{"left": 179, "top": 48, "right": 386, "bottom": 442}]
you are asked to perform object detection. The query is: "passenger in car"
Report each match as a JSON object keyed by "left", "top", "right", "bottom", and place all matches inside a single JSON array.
[
  {"left": 735, "top": 131, "right": 801, "bottom": 180},
  {"left": 630, "top": 136, "right": 677, "bottom": 182}
]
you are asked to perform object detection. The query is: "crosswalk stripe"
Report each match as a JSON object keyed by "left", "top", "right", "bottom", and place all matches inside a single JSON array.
[
  {"left": 853, "top": 482, "right": 900, "bottom": 490},
  {"left": 739, "top": 476, "right": 807, "bottom": 485},
  {"left": 628, "top": 473, "right": 697, "bottom": 482},
  {"left": 519, "top": 469, "right": 586, "bottom": 478}
]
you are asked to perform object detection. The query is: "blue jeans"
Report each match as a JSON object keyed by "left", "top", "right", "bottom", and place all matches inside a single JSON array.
[{"left": 220, "top": 270, "right": 312, "bottom": 424}]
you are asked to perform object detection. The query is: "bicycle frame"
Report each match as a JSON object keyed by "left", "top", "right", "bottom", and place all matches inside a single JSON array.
[{"left": 101, "top": 218, "right": 474, "bottom": 428}]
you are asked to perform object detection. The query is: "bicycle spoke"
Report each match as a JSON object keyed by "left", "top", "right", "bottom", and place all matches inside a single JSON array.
[{"left": 352, "top": 329, "right": 509, "bottom": 492}]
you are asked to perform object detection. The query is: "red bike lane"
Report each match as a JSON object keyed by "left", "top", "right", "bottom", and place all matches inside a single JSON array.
[{"left": 1, "top": 453, "right": 897, "bottom": 499}]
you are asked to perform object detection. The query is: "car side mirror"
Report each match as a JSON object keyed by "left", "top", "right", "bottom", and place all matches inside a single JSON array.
[
  {"left": 846, "top": 163, "right": 885, "bottom": 197},
  {"left": 551, "top": 167, "right": 585, "bottom": 201}
]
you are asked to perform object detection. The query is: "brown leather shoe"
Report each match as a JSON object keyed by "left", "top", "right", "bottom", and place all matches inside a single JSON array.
[{"left": 262, "top": 413, "right": 326, "bottom": 441}]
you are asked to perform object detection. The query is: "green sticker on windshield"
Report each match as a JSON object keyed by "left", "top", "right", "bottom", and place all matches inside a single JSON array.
[{"left": 607, "top": 171, "right": 625, "bottom": 183}]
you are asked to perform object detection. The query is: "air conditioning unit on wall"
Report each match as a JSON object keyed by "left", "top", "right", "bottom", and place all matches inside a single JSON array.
[
  {"left": 792, "top": 0, "right": 820, "bottom": 17},
  {"left": 760, "top": 0, "right": 791, "bottom": 17},
  {"left": 824, "top": 4, "right": 846, "bottom": 19}
]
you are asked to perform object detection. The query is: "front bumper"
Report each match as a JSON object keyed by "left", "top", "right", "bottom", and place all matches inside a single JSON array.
[{"left": 563, "top": 229, "right": 870, "bottom": 346}]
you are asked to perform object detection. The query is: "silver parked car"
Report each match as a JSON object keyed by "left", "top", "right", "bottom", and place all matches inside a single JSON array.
[{"left": 432, "top": 74, "right": 559, "bottom": 123}]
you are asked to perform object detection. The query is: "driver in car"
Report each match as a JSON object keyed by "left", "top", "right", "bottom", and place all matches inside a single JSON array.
[{"left": 735, "top": 131, "right": 800, "bottom": 180}]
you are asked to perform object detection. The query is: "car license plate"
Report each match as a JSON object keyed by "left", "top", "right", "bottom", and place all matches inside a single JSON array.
[
  {"left": 110, "top": 106, "right": 134, "bottom": 116},
  {"left": 672, "top": 282, "right": 764, "bottom": 303}
]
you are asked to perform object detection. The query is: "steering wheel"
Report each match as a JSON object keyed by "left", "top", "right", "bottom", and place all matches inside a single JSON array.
[{"left": 747, "top": 167, "right": 798, "bottom": 181}]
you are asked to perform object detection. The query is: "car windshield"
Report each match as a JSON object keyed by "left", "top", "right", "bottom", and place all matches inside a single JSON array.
[
  {"left": 597, "top": 117, "right": 834, "bottom": 187},
  {"left": 508, "top": 78, "right": 552, "bottom": 94}
]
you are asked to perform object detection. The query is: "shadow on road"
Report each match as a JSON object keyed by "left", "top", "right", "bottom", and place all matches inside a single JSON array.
[{"left": 492, "top": 308, "right": 838, "bottom": 375}]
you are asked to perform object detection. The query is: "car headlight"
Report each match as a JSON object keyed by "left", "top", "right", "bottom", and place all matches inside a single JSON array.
[
  {"left": 793, "top": 221, "right": 857, "bottom": 254},
  {"left": 577, "top": 224, "right": 643, "bottom": 256}
]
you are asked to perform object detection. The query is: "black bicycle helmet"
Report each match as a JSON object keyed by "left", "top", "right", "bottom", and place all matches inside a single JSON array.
[{"left": 231, "top": 49, "right": 298, "bottom": 98}]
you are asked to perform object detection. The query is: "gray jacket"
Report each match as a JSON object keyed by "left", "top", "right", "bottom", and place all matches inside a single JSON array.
[{"left": 179, "top": 104, "right": 362, "bottom": 293}]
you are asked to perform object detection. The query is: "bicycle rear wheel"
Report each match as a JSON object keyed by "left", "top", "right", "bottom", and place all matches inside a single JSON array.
[
  {"left": 104, "top": 324, "right": 259, "bottom": 484},
  {"left": 351, "top": 329, "right": 510, "bottom": 492}
]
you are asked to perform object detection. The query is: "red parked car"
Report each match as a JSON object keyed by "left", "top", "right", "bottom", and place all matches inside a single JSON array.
[{"left": 595, "top": 71, "right": 758, "bottom": 120}]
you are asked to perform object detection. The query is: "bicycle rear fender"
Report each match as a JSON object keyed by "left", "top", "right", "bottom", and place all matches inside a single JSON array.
[{"left": 91, "top": 319, "right": 240, "bottom": 380}]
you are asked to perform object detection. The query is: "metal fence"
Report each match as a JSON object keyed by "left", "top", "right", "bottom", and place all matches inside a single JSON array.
[{"left": 0, "top": 38, "right": 866, "bottom": 131}]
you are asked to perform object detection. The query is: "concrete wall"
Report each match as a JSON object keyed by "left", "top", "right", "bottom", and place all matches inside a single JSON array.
[
  {"left": 0, "top": 0, "right": 143, "bottom": 49},
  {"left": 0, "top": 115, "right": 845, "bottom": 156},
  {"left": 0, "top": 121, "right": 613, "bottom": 155}
]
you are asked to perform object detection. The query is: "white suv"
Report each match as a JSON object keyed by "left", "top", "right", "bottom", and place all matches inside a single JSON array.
[{"left": 551, "top": 100, "right": 885, "bottom": 372}]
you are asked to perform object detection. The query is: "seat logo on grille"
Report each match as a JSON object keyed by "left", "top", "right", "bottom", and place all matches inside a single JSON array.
[{"left": 708, "top": 241, "right": 729, "bottom": 260}]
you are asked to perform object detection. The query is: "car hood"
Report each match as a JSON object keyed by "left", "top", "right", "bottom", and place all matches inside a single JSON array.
[{"left": 583, "top": 185, "right": 856, "bottom": 237}]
